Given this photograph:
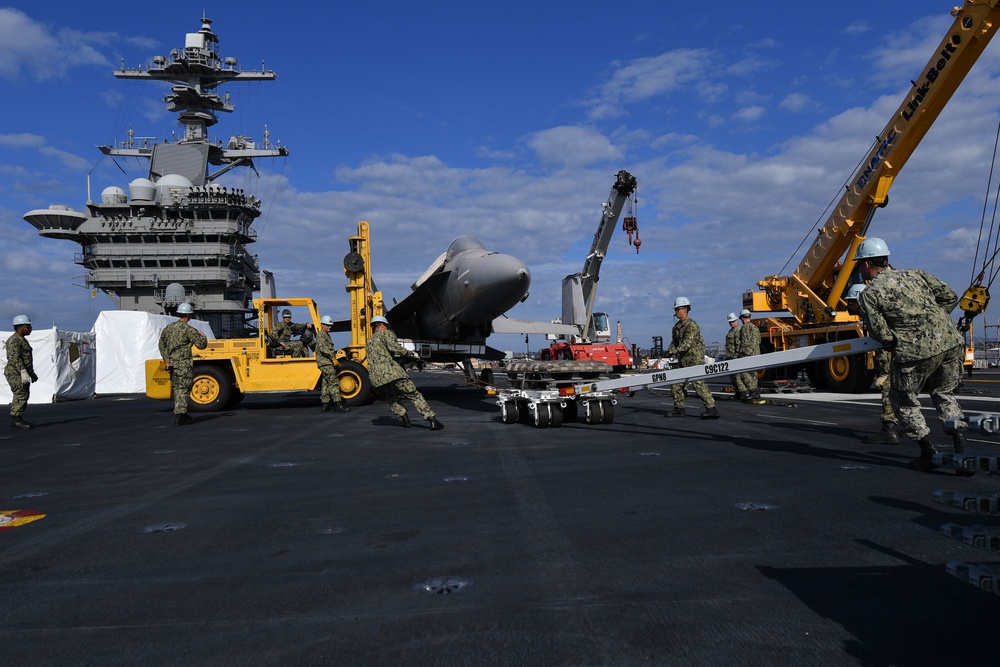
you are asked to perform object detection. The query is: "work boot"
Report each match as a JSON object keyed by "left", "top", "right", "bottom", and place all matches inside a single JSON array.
[
  {"left": 10, "top": 418, "right": 34, "bottom": 430},
  {"left": 427, "top": 417, "right": 444, "bottom": 431},
  {"left": 400, "top": 414, "right": 411, "bottom": 428},
  {"left": 323, "top": 402, "right": 350, "bottom": 413},
  {"left": 863, "top": 423, "right": 899, "bottom": 445},
  {"left": 750, "top": 390, "right": 766, "bottom": 405},
  {"left": 951, "top": 430, "right": 975, "bottom": 477},
  {"left": 733, "top": 391, "right": 745, "bottom": 402},
  {"left": 666, "top": 408, "right": 686, "bottom": 418},
  {"left": 174, "top": 413, "right": 194, "bottom": 426},
  {"left": 700, "top": 407, "right": 720, "bottom": 419},
  {"left": 907, "top": 436, "right": 940, "bottom": 472},
  {"left": 321, "top": 403, "right": 332, "bottom": 412}
]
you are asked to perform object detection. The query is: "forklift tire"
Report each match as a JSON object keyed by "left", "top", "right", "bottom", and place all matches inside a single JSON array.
[
  {"left": 189, "top": 365, "right": 233, "bottom": 412},
  {"left": 500, "top": 400, "right": 519, "bottom": 424},
  {"left": 223, "top": 390, "right": 245, "bottom": 411},
  {"left": 337, "top": 359, "right": 372, "bottom": 407}
]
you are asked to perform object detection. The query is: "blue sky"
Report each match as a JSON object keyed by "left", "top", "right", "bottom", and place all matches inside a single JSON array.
[{"left": 3, "top": 1, "right": 1000, "bottom": 352}]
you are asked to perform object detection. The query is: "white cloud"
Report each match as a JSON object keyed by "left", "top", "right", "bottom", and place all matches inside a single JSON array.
[
  {"left": 526, "top": 126, "right": 623, "bottom": 167},
  {"left": 584, "top": 49, "right": 714, "bottom": 120},
  {"left": 733, "top": 106, "right": 765, "bottom": 123},
  {"left": 0, "top": 8, "right": 114, "bottom": 81},
  {"left": 778, "top": 92, "right": 816, "bottom": 112},
  {"left": 0, "top": 133, "right": 90, "bottom": 171}
]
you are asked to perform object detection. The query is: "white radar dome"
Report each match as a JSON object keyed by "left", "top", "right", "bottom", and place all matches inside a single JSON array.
[
  {"left": 101, "top": 186, "right": 127, "bottom": 204},
  {"left": 128, "top": 178, "right": 157, "bottom": 202}
]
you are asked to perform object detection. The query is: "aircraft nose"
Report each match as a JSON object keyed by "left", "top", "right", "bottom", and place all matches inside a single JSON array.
[{"left": 451, "top": 251, "right": 532, "bottom": 325}]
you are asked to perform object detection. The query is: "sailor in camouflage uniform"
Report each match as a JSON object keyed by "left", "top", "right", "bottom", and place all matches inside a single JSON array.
[
  {"left": 665, "top": 297, "right": 719, "bottom": 419},
  {"left": 365, "top": 316, "right": 443, "bottom": 430},
  {"left": 844, "top": 283, "right": 899, "bottom": 445},
  {"left": 854, "top": 238, "right": 971, "bottom": 474},
  {"left": 736, "top": 309, "right": 763, "bottom": 403},
  {"left": 5, "top": 314, "right": 37, "bottom": 430},
  {"left": 316, "top": 315, "right": 349, "bottom": 413},
  {"left": 158, "top": 302, "right": 208, "bottom": 426},
  {"left": 272, "top": 309, "right": 313, "bottom": 358},
  {"left": 724, "top": 313, "right": 743, "bottom": 399}
]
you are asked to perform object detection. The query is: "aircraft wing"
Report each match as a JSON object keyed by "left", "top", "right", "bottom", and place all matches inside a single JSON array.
[
  {"left": 385, "top": 270, "right": 450, "bottom": 340},
  {"left": 491, "top": 317, "right": 580, "bottom": 337}
]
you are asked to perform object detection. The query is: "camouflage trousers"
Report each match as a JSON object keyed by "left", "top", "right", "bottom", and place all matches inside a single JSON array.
[
  {"left": 875, "top": 375, "right": 898, "bottom": 426},
  {"left": 671, "top": 379, "right": 716, "bottom": 410},
  {"left": 171, "top": 365, "right": 194, "bottom": 416},
  {"left": 734, "top": 370, "right": 758, "bottom": 394},
  {"left": 282, "top": 341, "right": 307, "bottom": 358},
  {"left": 5, "top": 371, "right": 29, "bottom": 418},
  {"left": 874, "top": 349, "right": 897, "bottom": 425},
  {"left": 889, "top": 345, "right": 966, "bottom": 441},
  {"left": 319, "top": 365, "right": 342, "bottom": 404},
  {"left": 375, "top": 377, "right": 435, "bottom": 419}
]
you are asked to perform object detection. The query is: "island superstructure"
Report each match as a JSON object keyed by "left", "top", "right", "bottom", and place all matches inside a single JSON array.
[{"left": 23, "top": 17, "right": 288, "bottom": 337}]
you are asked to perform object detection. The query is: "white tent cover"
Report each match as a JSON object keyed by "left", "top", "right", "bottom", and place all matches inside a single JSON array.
[
  {"left": 94, "top": 311, "right": 215, "bottom": 394},
  {"left": 0, "top": 327, "right": 97, "bottom": 404}
]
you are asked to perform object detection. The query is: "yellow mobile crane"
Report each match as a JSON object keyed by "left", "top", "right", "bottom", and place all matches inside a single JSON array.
[
  {"left": 744, "top": 0, "right": 999, "bottom": 391},
  {"left": 145, "top": 221, "right": 382, "bottom": 410}
]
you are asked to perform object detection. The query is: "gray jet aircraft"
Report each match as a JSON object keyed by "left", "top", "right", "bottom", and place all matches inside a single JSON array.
[{"left": 386, "top": 236, "right": 531, "bottom": 363}]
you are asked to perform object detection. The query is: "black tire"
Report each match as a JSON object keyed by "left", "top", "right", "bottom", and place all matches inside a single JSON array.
[
  {"left": 813, "top": 353, "right": 874, "bottom": 392},
  {"left": 600, "top": 401, "right": 615, "bottom": 424},
  {"left": 500, "top": 400, "right": 519, "bottom": 424},
  {"left": 516, "top": 402, "right": 531, "bottom": 423},
  {"left": 584, "top": 400, "right": 604, "bottom": 425},
  {"left": 189, "top": 365, "right": 233, "bottom": 412},
  {"left": 480, "top": 367, "right": 495, "bottom": 386},
  {"left": 337, "top": 359, "right": 372, "bottom": 407},
  {"left": 562, "top": 400, "right": 578, "bottom": 423},
  {"left": 549, "top": 404, "right": 564, "bottom": 428},
  {"left": 223, "top": 390, "right": 245, "bottom": 410},
  {"left": 533, "top": 403, "right": 550, "bottom": 428}
]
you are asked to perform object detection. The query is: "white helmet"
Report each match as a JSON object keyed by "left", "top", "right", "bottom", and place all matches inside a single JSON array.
[
  {"left": 854, "top": 237, "right": 890, "bottom": 261},
  {"left": 176, "top": 303, "right": 194, "bottom": 315},
  {"left": 844, "top": 283, "right": 867, "bottom": 301},
  {"left": 371, "top": 315, "right": 389, "bottom": 326},
  {"left": 740, "top": 309, "right": 752, "bottom": 318},
  {"left": 727, "top": 312, "right": 737, "bottom": 323},
  {"left": 281, "top": 309, "right": 292, "bottom": 318},
  {"left": 673, "top": 296, "right": 691, "bottom": 310},
  {"left": 12, "top": 314, "right": 31, "bottom": 326},
  {"left": 320, "top": 315, "right": 334, "bottom": 325}
]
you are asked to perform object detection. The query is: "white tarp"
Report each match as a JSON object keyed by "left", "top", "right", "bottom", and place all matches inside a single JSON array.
[
  {"left": 94, "top": 311, "right": 214, "bottom": 394},
  {"left": 0, "top": 327, "right": 97, "bottom": 404}
]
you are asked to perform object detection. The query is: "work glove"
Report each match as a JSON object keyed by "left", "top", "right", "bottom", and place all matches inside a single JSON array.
[
  {"left": 874, "top": 374, "right": 888, "bottom": 389},
  {"left": 29, "top": 371, "right": 37, "bottom": 383},
  {"left": 20, "top": 369, "right": 30, "bottom": 386}
]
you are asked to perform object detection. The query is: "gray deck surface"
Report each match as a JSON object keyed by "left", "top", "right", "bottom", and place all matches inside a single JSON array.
[{"left": 2, "top": 370, "right": 998, "bottom": 666}]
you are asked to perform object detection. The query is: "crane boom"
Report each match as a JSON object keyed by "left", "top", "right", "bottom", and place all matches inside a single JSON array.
[{"left": 561, "top": 169, "right": 637, "bottom": 341}]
